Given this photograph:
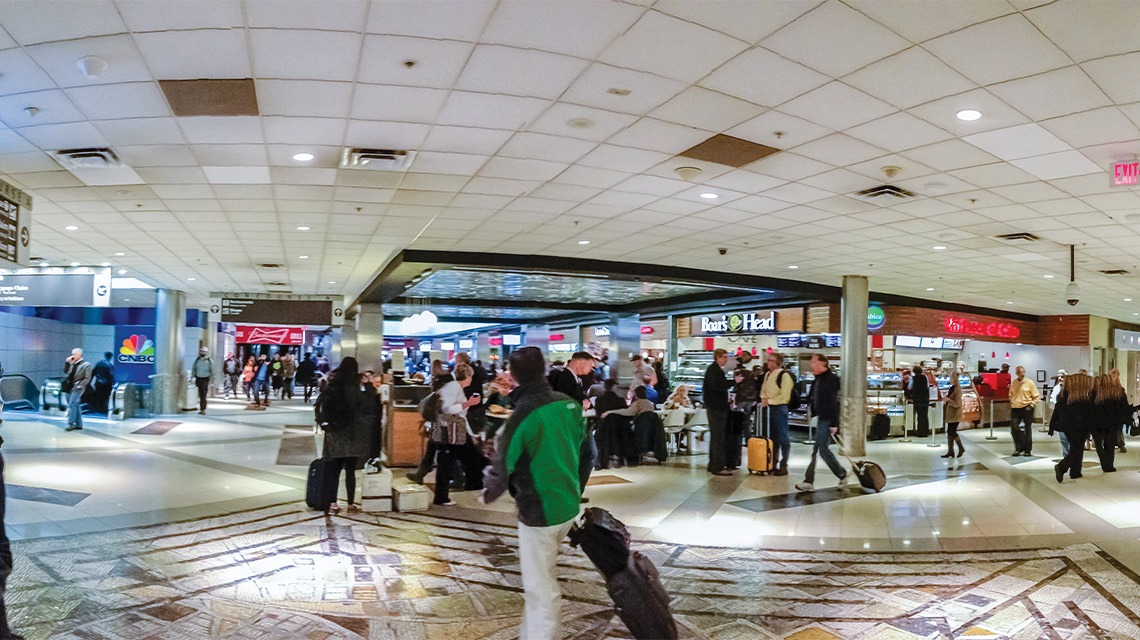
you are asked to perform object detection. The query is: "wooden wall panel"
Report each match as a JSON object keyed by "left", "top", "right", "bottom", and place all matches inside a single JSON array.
[
  {"left": 876, "top": 306, "right": 1040, "bottom": 344},
  {"left": 1038, "top": 315, "right": 1090, "bottom": 346}
]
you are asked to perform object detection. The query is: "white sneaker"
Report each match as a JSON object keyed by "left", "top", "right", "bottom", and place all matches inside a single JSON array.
[
  {"left": 837, "top": 475, "right": 849, "bottom": 488},
  {"left": 795, "top": 482, "right": 815, "bottom": 493}
]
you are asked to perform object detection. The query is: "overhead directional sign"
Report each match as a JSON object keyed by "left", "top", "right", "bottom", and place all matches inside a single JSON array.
[
  {"left": 0, "top": 178, "right": 31, "bottom": 267},
  {"left": 208, "top": 294, "right": 343, "bottom": 325},
  {"left": 0, "top": 269, "right": 110, "bottom": 307}
]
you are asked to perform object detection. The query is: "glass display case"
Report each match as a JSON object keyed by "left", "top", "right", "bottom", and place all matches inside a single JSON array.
[{"left": 675, "top": 350, "right": 719, "bottom": 401}]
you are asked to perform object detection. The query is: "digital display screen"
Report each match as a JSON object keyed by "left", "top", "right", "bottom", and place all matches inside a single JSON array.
[
  {"left": 942, "top": 338, "right": 964, "bottom": 350},
  {"left": 458, "top": 339, "right": 474, "bottom": 349},
  {"left": 503, "top": 334, "right": 521, "bottom": 346},
  {"left": 920, "top": 337, "right": 942, "bottom": 349},
  {"left": 440, "top": 342, "right": 455, "bottom": 350},
  {"left": 894, "top": 335, "right": 921, "bottom": 348}
]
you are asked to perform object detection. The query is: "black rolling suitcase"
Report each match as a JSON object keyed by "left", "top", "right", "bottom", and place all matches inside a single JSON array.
[
  {"left": 305, "top": 458, "right": 338, "bottom": 511},
  {"left": 569, "top": 508, "right": 678, "bottom": 640}
]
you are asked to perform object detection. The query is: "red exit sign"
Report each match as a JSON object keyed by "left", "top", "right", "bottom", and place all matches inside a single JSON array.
[{"left": 1113, "top": 161, "right": 1139, "bottom": 187}]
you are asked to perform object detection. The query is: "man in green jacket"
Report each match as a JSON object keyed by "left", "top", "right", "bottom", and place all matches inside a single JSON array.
[{"left": 480, "top": 346, "right": 593, "bottom": 640}]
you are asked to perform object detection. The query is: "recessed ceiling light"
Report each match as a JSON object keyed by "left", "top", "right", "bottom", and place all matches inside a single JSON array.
[
  {"left": 1127, "top": 298, "right": 1133, "bottom": 302},
  {"left": 567, "top": 117, "right": 593, "bottom": 129},
  {"left": 296, "top": 226, "right": 310, "bottom": 231},
  {"left": 292, "top": 152, "right": 314, "bottom": 162},
  {"left": 926, "top": 288, "right": 935, "bottom": 291},
  {"left": 578, "top": 240, "right": 590, "bottom": 245},
  {"left": 114, "top": 252, "right": 125, "bottom": 256},
  {"left": 788, "top": 265, "right": 799, "bottom": 269},
  {"left": 187, "top": 277, "right": 196, "bottom": 281},
  {"left": 123, "top": 298, "right": 130, "bottom": 302},
  {"left": 100, "top": 262, "right": 110, "bottom": 267},
  {"left": 956, "top": 109, "right": 982, "bottom": 121},
  {"left": 69, "top": 262, "right": 79, "bottom": 267},
  {"left": 1043, "top": 274, "right": 1054, "bottom": 279},
  {"left": 932, "top": 245, "right": 946, "bottom": 251},
  {"left": 1006, "top": 301, "right": 1013, "bottom": 305},
  {"left": 328, "top": 281, "right": 336, "bottom": 284},
  {"left": 298, "top": 255, "right": 309, "bottom": 259},
  {"left": 699, "top": 192, "right": 719, "bottom": 199},
  {"left": 64, "top": 225, "right": 78, "bottom": 231},
  {"left": 117, "top": 269, "right": 127, "bottom": 275},
  {"left": 39, "top": 262, "right": 50, "bottom": 267}
]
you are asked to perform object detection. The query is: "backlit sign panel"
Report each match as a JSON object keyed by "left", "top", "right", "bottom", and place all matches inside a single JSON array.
[
  {"left": 944, "top": 317, "right": 1020, "bottom": 339},
  {"left": 1112, "top": 161, "right": 1139, "bottom": 187},
  {"left": 695, "top": 311, "right": 776, "bottom": 335},
  {"left": 235, "top": 324, "right": 304, "bottom": 345}
]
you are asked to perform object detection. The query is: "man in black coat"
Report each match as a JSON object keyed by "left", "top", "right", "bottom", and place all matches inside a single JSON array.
[
  {"left": 88, "top": 351, "right": 115, "bottom": 414},
  {"left": 911, "top": 365, "right": 931, "bottom": 437},
  {"left": 551, "top": 352, "right": 595, "bottom": 409},
  {"left": 703, "top": 348, "right": 733, "bottom": 476},
  {"left": 796, "top": 354, "right": 848, "bottom": 492},
  {"left": 296, "top": 353, "right": 318, "bottom": 403}
]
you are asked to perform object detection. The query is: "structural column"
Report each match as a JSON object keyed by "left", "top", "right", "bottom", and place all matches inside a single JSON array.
[
  {"left": 341, "top": 313, "right": 358, "bottom": 362},
  {"left": 355, "top": 303, "right": 383, "bottom": 373},
  {"left": 608, "top": 313, "right": 641, "bottom": 385},
  {"left": 525, "top": 324, "right": 550, "bottom": 353},
  {"left": 839, "top": 276, "right": 868, "bottom": 457},
  {"left": 153, "top": 288, "right": 186, "bottom": 415}
]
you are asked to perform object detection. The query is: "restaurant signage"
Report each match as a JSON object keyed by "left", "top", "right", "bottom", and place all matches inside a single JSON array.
[
  {"left": 697, "top": 311, "right": 776, "bottom": 335},
  {"left": 944, "top": 317, "right": 1021, "bottom": 339},
  {"left": 235, "top": 324, "right": 304, "bottom": 345},
  {"left": 640, "top": 326, "right": 654, "bottom": 334},
  {"left": 867, "top": 305, "right": 886, "bottom": 331},
  {"left": 593, "top": 326, "right": 610, "bottom": 337}
]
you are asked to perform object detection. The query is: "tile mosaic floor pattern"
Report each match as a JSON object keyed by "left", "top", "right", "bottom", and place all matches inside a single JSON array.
[{"left": 9, "top": 501, "right": 1140, "bottom": 640}]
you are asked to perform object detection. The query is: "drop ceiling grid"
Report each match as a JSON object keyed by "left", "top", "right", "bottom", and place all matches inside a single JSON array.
[{"left": 0, "top": 1, "right": 1133, "bottom": 317}]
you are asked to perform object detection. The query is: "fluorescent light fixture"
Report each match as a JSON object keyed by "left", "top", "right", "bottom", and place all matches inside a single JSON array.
[
  {"left": 296, "top": 226, "right": 310, "bottom": 231},
  {"left": 328, "top": 281, "right": 336, "bottom": 284},
  {"left": 926, "top": 288, "right": 935, "bottom": 291},
  {"left": 292, "top": 152, "right": 314, "bottom": 162},
  {"left": 699, "top": 192, "right": 719, "bottom": 199},
  {"left": 578, "top": 240, "right": 590, "bottom": 245},
  {"left": 114, "top": 252, "right": 125, "bottom": 256},
  {"left": 1043, "top": 274, "right": 1054, "bottom": 279},
  {"left": 117, "top": 269, "right": 127, "bottom": 275},
  {"left": 187, "top": 277, "right": 196, "bottom": 281},
  {"left": 298, "top": 255, "right": 309, "bottom": 259},
  {"left": 65, "top": 225, "right": 78, "bottom": 231},
  {"left": 69, "top": 262, "right": 79, "bottom": 267},
  {"left": 956, "top": 109, "right": 982, "bottom": 121},
  {"left": 101, "top": 262, "right": 110, "bottom": 267},
  {"left": 788, "top": 265, "right": 799, "bottom": 269},
  {"left": 932, "top": 245, "right": 946, "bottom": 251}
]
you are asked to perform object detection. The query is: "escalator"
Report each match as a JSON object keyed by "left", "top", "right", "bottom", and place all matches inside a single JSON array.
[{"left": 0, "top": 375, "right": 40, "bottom": 412}]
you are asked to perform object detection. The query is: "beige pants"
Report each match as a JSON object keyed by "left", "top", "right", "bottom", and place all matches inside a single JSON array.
[{"left": 518, "top": 519, "right": 575, "bottom": 640}]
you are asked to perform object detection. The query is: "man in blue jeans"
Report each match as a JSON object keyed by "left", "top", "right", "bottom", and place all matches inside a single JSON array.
[
  {"left": 761, "top": 352, "right": 794, "bottom": 476},
  {"left": 63, "top": 348, "right": 92, "bottom": 432},
  {"left": 796, "top": 353, "right": 847, "bottom": 492}
]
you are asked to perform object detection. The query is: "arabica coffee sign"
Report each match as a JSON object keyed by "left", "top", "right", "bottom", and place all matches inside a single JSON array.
[
  {"left": 693, "top": 311, "right": 777, "bottom": 335},
  {"left": 944, "top": 316, "right": 1021, "bottom": 340}
]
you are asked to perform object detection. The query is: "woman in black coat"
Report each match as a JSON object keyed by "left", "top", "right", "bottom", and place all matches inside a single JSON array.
[
  {"left": 1093, "top": 374, "right": 1127, "bottom": 473},
  {"left": 910, "top": 365, "right": 931, "bottom": 438},
  {"left": 1051, "top": 373, "right": 1096, "bottom": 483}
]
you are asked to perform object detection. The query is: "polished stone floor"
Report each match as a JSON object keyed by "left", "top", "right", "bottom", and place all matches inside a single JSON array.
[{"left": 5, "top": 399, "right": 1140, "bottom": 638}]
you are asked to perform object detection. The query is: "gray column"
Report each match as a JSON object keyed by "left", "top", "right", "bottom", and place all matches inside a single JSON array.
[
  {"left": 205, "top": 319, "right": 220, "bottom": 396},
  {"left": 525, "top": 324, "right": 550, "bottom": 353},
  {"left": 152, "top": 288, "right": 186, "bottom": 415},
  {"left": 839, "top": 275, "right": 869, "bottom": 457},
  {"left": 341, "top": 311, "right": 358, "bottom": 361},
  {"left": 608, "top": 313, "right": 641, "bottom": 385},
  {"left": 667, "top": 315, "right": 679, "bottom": 377},
  {"left": 355, "top": 303, "right": 383, "bottom": 373}
]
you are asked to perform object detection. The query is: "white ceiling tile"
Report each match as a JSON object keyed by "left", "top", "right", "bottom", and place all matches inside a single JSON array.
[
  {"left": 17, "top": 122, "right": 108, "bottom": 150},
  {"left": 909, "top": 88, "right": 1032, "bottom": 138},
  {"left": 0, "top": 90, "right": 83, "bottom": 127},
  {"left": 1080, "top": 191, "right": 1140, "bottom": 212},
  {"left": 256, "top": 80, "right": 354, "bottom": 118},
  {"left": 1040, "top": 108, "right": 1140, "bottom": 150},
  {"left": 366, "top": 0, "right": 495, "bottom": 41},
  {"left": 1024, "top": 197, "right": 1096, "bottom": 216},
  {"left": 95, "top": 117, "right": 185, "bottom": 145},
  {"left": 462, "top": 177, "right": 540, "bottom": 197},
  {"left": 344, "top": 121, "right": 430, "bottom": 149},
  {"left": 437, "top": 92, "right": 550, "bottom": 131},
  {"left": 498, "top": 132, "right": 596, "bottom": 164},
  {"left": 150, "top": 183, "right": 215, "bottom": 200},
  {"left": 723, "top": 195, "right": 792, "bottom": 215},
  {"left": 746, "top": 152, "right": 832, "bottom": 181},
  {"left": 989, "top": 66, "right": 1111, "bottom": 122},
  {"left": 577, "top": 145, "right": 670, "bottom": 173},
  {"left": 550, "top": 165, "right": 629, "bottom": 189},
  {"left": 761, "top": 0, "right": 909, "bottom": 77},
  {"left": 65, "top": 82, "right": 171, "bottom": 121},
  {"left": 599, "top": 10, "right": 748, "bottom": 84},
  {"left": 421, "top": 126, "right": 512, "bottom": 156},
  {"left": 649, "top": 86, "right": 764, "bottom": 132},
  {"left": 612, "top": 174, "right": 689, "bottom": 197},
  {"left": 134, "top": 167, "right": 207, "bottom": 184},
  {"left": 760, "top": 182, "right": 832, "bottom": 204},
  {"left": 1078, "top": 139, "right": 1140, "bottom": 169},
  {"left": 133, "top": 29, "right": 250, "bottom": 78},
  {"left": 779, "top": 82, "right": 895, "bottom": 131},
  {"left": 482, "top": 0, "right": 642, "bottom": 58},
  {"left": 700, "top": 46, "right": 829, "bottom": 109},
  {"left": 792, "top": 133, "right": 887, "bottom": 167},
  {"left": 528, "top": 183, "right": 602, "bottom": 203},
  {"left": 26, "top": 35, "right": 151, "bottom": 88},
  {"left": 1025, "top": 0, "right": 1140, "bottom": 63},
  {"left": 948, "top": 162, "right": 1036, "bottom": 188},
  {"left": 407, "top": 151, "right": 487, "bottom": 176},
  {"left": 988, "top": 181, "right": 1070, "bottom": 203},
  {"left": 962, "top": 124, "right": 1070, "bottom": 161},
  {"left": 846, "top": 112, "right": 953, "bottom": 153},
  {"left": 799, "top": 168, "right": 876, "bottom": 194},
  {"left": 845, "top": 0, "right": 1014, "bottom": 44},
  {"left": 202, "top": 166, "right": 271, "bottom": 185},
  {"left": 1083, "top": 54, "right": 1140, "bottom": 107},
  {"left": 607, "top": 117, "right": 719, "bottom": 156},
  {"left": 844, "top": 47, "right": 976, "bottom": 110},
  {"left": 250, "top": 29, "right": 362, "bottom": 82},
  {"left": 0, "top": 48, "right": 61, "bottom": 94},
  {"left": 358, "top": 35, "right": 474, "bottom": 89},
  {"left": 654, "top": 0, "right": 820, "bottom": 44},
  {"left": 192, "top": 144, "right": 268, "bottom": 166},
  {"left": 847, "top": 154, "right": 936, "bottom": 182},
  {"left": 457, "top": 45, "right": 589, "bottom": 100},
  {"left": 0, "top": 0, "right": 125, "bottom": 44},
  {"left": 179, "top": 116, "right": 265, "bottom": 145},
  {"left": 117, "top": 144, "right": 197, "bottom": 167},
  {"left": 0, "top": 151, "right": 58, "bottom": 175},
  {"left": 245, "top": 0, "right": 368, "bottom": 30},
  {"left": 1009, "top": 151, "right": 1103, "bottom": 181},
  {"left": 923, "top": 14, "right": 1071, "bottom": 85},
  {"left": 480, "top": 157, "right": 568, "bottom": 182},
  {"left": 901, "top": 139, "right": 1001, "bottom": 172},
  {"left": 350, "top": 85, "right": 448, "bottom": 124},
  {"left": 703, "top": 169, "right": 785, "bottom": 194},
  {"left": 270, "top": 167, "right": 338, "bottom": 186},
  {"left": 117, "top": 0, "right": 243, "bottom": 30},
  {"left": 726, "top": 110, "right": 831, "bottom": 149}
]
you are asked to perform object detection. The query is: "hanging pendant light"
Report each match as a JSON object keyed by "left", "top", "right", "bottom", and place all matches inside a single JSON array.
[{"left": 1064, "top": 244, "right": 1081, "bottom": 307}]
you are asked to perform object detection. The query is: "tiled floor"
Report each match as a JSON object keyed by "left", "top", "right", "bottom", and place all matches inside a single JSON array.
[{"left": 5, "top": 401, "right": 1140, "bottom": 638}]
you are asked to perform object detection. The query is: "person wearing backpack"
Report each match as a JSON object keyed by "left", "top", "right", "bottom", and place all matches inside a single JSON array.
[
  {"left": 317, "top": 357, "right": 371, "bottom": 513},
  {"left": 761, "top": 352, "right": 797, "bottom": 476}
]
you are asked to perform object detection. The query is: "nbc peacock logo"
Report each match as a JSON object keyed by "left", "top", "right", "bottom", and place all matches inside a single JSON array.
[{"left": 119, "top": 334, "right": 156, "bottom": 364}]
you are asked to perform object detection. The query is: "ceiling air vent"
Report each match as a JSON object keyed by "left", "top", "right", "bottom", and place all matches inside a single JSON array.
[
  {"left": 54, "top": 148, "right": 123, "bottom": 170},
  {"left": 340, "top": 147, "right": 416, "bottom": 171},
  {"left": 853, "top": 184, "right": 915, "bottom": 203},
  {"left": 1099, "top": 269, "right": 1130, "bottom": 275},
  {"left": 994, "top": 232, "right": 1041, "bottom": 243},
  {"left": 257, "top": 263, "right": 284, "bottom": 269},
  {"left": 264, "top": 281, "right": 288, "bottom": 287}
]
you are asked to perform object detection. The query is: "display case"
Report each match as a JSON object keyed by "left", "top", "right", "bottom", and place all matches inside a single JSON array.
[
  {"left": 675, "top": 350, "right": 718, "bottom": 401},
  {"left": 866, "top": 372, "right": 906, "bottom": 430}
]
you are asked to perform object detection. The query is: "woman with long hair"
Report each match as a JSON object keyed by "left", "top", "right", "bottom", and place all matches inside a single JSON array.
[
  {"left": 320, "top": 357, "right": 371, "bottom": 513},
  {"left": 1093, "top": 374, "right": 1126, "bottom": 472},
  {"left": 1051, "top": 372, "right": 1095, "bottom": 483},
  {"left": 942, "top": 374, "right": 964, "bottom": 458}
]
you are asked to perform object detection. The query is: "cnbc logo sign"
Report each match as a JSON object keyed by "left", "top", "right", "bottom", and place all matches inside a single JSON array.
[
  {"left": 119, "top": 334, "right": 156, "bottom": 364},
  {"left": 699, "top": 311, "right": 776, "bottom": 335}
]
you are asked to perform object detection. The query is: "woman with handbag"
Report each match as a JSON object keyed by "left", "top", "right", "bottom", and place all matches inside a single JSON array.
[
  {"left": 941, "top": 374, "right": 964, "bottom": 458},
  {"left": 432, "top": 363, "right": 481, "bottom": 507},
  {"left": 320, "top": 357, "right": 371, "bottom": 513}
]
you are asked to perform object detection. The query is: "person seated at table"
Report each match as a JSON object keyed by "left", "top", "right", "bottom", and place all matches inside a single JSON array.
[
  {"left": 603, "top": 385, "right": 655, "bottom": 419},
  {"left": 594, "top": 379, "right": 634, "bottom": 469},
  {"left": 664, "top": 385, "right": 693, "bottom": 410}
]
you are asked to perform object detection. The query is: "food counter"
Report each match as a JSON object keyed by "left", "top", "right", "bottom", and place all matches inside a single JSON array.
[{"left": 385, "top": 385, "right": 432, "bottom": 467}]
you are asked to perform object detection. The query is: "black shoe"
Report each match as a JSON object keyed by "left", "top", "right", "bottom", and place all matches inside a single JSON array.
[
  {"left": 65, "top": 426, "right": 81, "bottom": 432},
  {"left": 1055, "top": 464, "right": 1064, "bottom": 483},
  {"left": 941, "top": 451, "right": 953, "bottom": 458},
  {"left": 406, "top": 473, "right": 424, "bottom": 485},
  {"left": 957, "top": 448, "right": 965, "bottom": 458}
]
